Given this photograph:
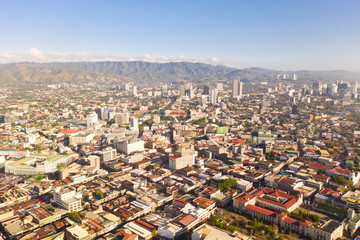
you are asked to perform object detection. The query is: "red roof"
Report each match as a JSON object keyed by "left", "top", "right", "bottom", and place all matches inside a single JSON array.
[
  {"left": 234, "top": 193, "right": 256, "bottom": 203},
  {"left": 232, "top": 138, "right": 245, "bottom": 145},
  {"left": 134, "top": 219, "right": 155, "bottom": 231},
  {"left": 244, "top": 204, "right": 275, "bottom": 216},
  {"left": 320, "top": 188, "right": 337, "bottom": 195},
  {"left": 59, "top": 129, "right": 80, "bottom": 134},
  {"left": 173, "top": 213, "right": 196, "bottom": 226},
  {"left": 308, "top": 163, "right": 332, "bottom": 171},
  {"left": 173, "top": 199, "right": 188, "bottom": 207},
  {"left": 331, "top": 166, "right": 351, "bottom": 176}
]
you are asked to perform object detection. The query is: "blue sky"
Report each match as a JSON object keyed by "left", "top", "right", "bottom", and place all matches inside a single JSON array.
[{"left": 0, "top": 0, "right": 360, "bottom": 71}]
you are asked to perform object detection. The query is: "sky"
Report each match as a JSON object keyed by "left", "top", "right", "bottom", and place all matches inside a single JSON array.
[{"left": 0, "top": 0, "right": 360, "bottom": 71}]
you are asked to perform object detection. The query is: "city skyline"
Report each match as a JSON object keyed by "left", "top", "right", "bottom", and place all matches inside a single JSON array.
[{"left": 1, "top": 1, "right": 360, "bottom": 71}]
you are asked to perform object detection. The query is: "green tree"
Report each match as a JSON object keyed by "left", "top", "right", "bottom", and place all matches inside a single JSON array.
[
  {"left": 218, "top": 178, "right": 238, "bottom": 190},
  {"left": 34, "top": 145, "right": 42, "bottom": 153},
  {"left": 57, "top": 163, "right": 66, "bottom": 170}
]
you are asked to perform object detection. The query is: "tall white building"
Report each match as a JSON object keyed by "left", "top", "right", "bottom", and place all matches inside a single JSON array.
[
  {"left": 209, "top": 87, "right": 218, "bottom": 105},
  {"left": 169, "top": 149, "right": 196, "bottom": 170},
  {"left": 86, "top": 112, "right": 98, "bottom": 129},
  {"left": 132, "top": 86, "right": 138, "bottom": 97},
  {"left": 53, "top": 187, "right": 82, "bottom": 212},
  {"left": 232, "top": 78, "right": 243, "bottom": 99},
  {"left": 114, "top": 139, "right": 144, "bottom": 155},
  {"left": 293, "top": 74, "right": 297, "bottom": 81},
  {"left": 88, "top": 155, "right": 100, "bottom": 172},
  {"left": 130, "top": 117, "right": 139, "bottom": 132},
  {"left": 352, "top": 81, "right": 358, "bottom": 95}
]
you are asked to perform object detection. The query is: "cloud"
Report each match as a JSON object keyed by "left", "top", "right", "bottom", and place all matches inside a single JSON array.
[{"left": 0, "top": 48, "right": 223, "bottom": 66}]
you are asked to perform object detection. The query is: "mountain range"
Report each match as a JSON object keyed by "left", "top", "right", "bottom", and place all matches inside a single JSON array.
[{"left": 0, "top": 61, "right": 359, "bottom": 87}]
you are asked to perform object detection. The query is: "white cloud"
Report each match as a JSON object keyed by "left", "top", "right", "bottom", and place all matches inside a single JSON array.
[{"left": 0, "top": 48, "right": 223, "bottom": 66}]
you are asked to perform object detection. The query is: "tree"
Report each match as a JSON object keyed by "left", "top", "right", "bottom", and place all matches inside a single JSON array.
[
  {"left": 34, "top": 145, "right": 42, "bottom": 153},
  {"left": 70, "top": 211, "right": 80, "bottom": 218},
  {"left": 218, "top": 178, "right": 238, "bottom": 190},
  {"left": 94, "top": 190, "right": 104, "bottom": 199},
  {"left": 332, "top": 175, "right": 351, "bottom": 187},
  {"left": 57, "top": 163, "right": 66, "bottom": 170}
]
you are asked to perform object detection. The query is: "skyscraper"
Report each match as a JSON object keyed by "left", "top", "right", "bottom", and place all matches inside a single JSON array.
[
  {"left": 180, "top": 81, "right": 193, "bottom": 99},
  {"left": 115, "top": 112, "right": 129, "bottom": 125},
  {"left": 130, "top": 117, "right": 139, "bottom": 132},
  {"left": 232, "top": 78, "right": 243, "bottom": 99},
  {"left": 86, "top": 112, "right": 98, "bottom": 129},
  {"left": 209, "top": 87, "right": 218, "bottom": 105}
]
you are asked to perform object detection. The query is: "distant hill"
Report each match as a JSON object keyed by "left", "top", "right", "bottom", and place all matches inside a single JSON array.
[{"left": 0, "top": 61, "right": 359, "bottom": 87}]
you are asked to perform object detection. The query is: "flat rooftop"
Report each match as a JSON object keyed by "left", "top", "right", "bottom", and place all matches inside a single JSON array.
[
  {"left": 321, "top": 220, "right": 341, "bottom": 233},
  {"left": 9, "top": 154, "right": 67, "bottom": 167}
]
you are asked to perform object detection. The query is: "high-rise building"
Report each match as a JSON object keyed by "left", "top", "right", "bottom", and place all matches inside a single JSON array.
[
  {"left": 351, "top": 81, "right": 358, "bottom": 95},
  {"left": 86, "top": 112, "right": 98, "bottom": 129},
  {"left": 312, "top": 82, "right": 321, "bottom": 95},
  {"left": 293, "top": 74, "right": 297, "bottom": 81},
  {"left": 217, "top": 83, "right": 224, "bottom": 91},
  {"left": 289, "top": 96, "right": 297, "bottom": 105},
  {"left": 132, "top": 86, "right": 137, "bottom": 97},
  {"left": 278, "top": 82, "right": 284, "bottom": 91},
  {"left": 232, "top": 78, "right": 243, "bottom": 99},
  {"left": 115, "top": 112, "right": 129, "bottom": 125},
  {"left": 291, "top": 105, "right": 298, "bottom": 115},
  {"left": 209, "top": 87, "right": 218, "bottom": 105},
  {"left": 130, "top": 117, "right": 139, "bottom": 132},
  {"left": 203, "top": 85, "right": 210, "bottom": 95},
  {"left": 53, "top": 187, "right": 82, "bottom": 212},
  {"left": 88, "top": 155, "right": 100, "bottom": 171},
  {"left": 121, "top": 83, "right": 130, "bottom": 91},
  {"left": 169, "top": 149, "right": 196, "bottom": 170},
  {"left": 180, "top": 81, "right": 193, "bottom": 99}
]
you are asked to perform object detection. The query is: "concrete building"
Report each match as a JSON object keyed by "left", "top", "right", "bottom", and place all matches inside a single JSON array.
[
  {"left": 169, "top": 149, "right": 196, "bottom": 170},
  {"left": 209, "top": 87, "right": 218, "bottom": 105},
  {"left": 130, "top": 117, "right": 139, "bottom": 132},
  {"left": 5, "top": 154, "right": 72, "bottom": 176},
  {"left": 114, "top": 139, "right": 144, "bottom": 155},
  {"left": 99, "top": 148, "right": 117, "bottom": 162},
  {"left": 69, "top": 133, "right": 95, "bottom": 146},
  {"left": 53, "top": 187, "right": 82, "bottom": 212},
  {"left": 232, "top": 78, "right": 243, "bottom": 100},
  {"left": 86, "top": 112, "right": 98, "bottom": 129},
  {"left": 115, "top": 112, "right": 130, "bottom": 125}
]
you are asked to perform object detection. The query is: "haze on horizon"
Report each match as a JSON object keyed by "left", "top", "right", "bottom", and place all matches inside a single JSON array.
[{"left": 1, "top": 0, "right": 360, "bottom": 72}]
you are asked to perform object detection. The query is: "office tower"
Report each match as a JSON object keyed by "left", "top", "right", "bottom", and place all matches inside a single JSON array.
[
  {"left": 88, "top": 155, "right": 100, "bottom": 171},
  {"left": 86, "top": 112, "right": 98, "bottom": 129},
  {"left": 115, "top": 112, "right": 130, "bottom": 125},
  {"left": 121, "top": 83, "right": 130, "bottom": 91},
  {"left": 203, "top": 85, "right": 210, "bottom": 95},
  {"left": 278, "top": 82, "right": 283, "bottom": 91},
  {"left": 209, "top": 87, "right": 218, "bottom": 105},
  {"left": 312, "top": 82, "right": 321, "bottom": 95},
  {"left": 130, "top": 117, "right": 139, "bottom": 132},
  {"left": 232, "top": 78, "right": 243, "bottom": 99},
  {"left": 289, "top": 96, "right": 297, "bottom": 105},
  {"left": 292, "top": 105, "right": 298, "bottom": 115},
  {"left": 352, "top": 81, "right": 358, "bottom": 95},
  {"left": 180, "top": 81, "right": 193, "bottom": 99},
  {"left": 293, "top": 74, "right": 297, "bottom": 81},
  {"left": 132, "top": 86, "right": 137, "bottom": 97},
  {"left": 96, "top": 107, "right": 104, "bottom": 120}
]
